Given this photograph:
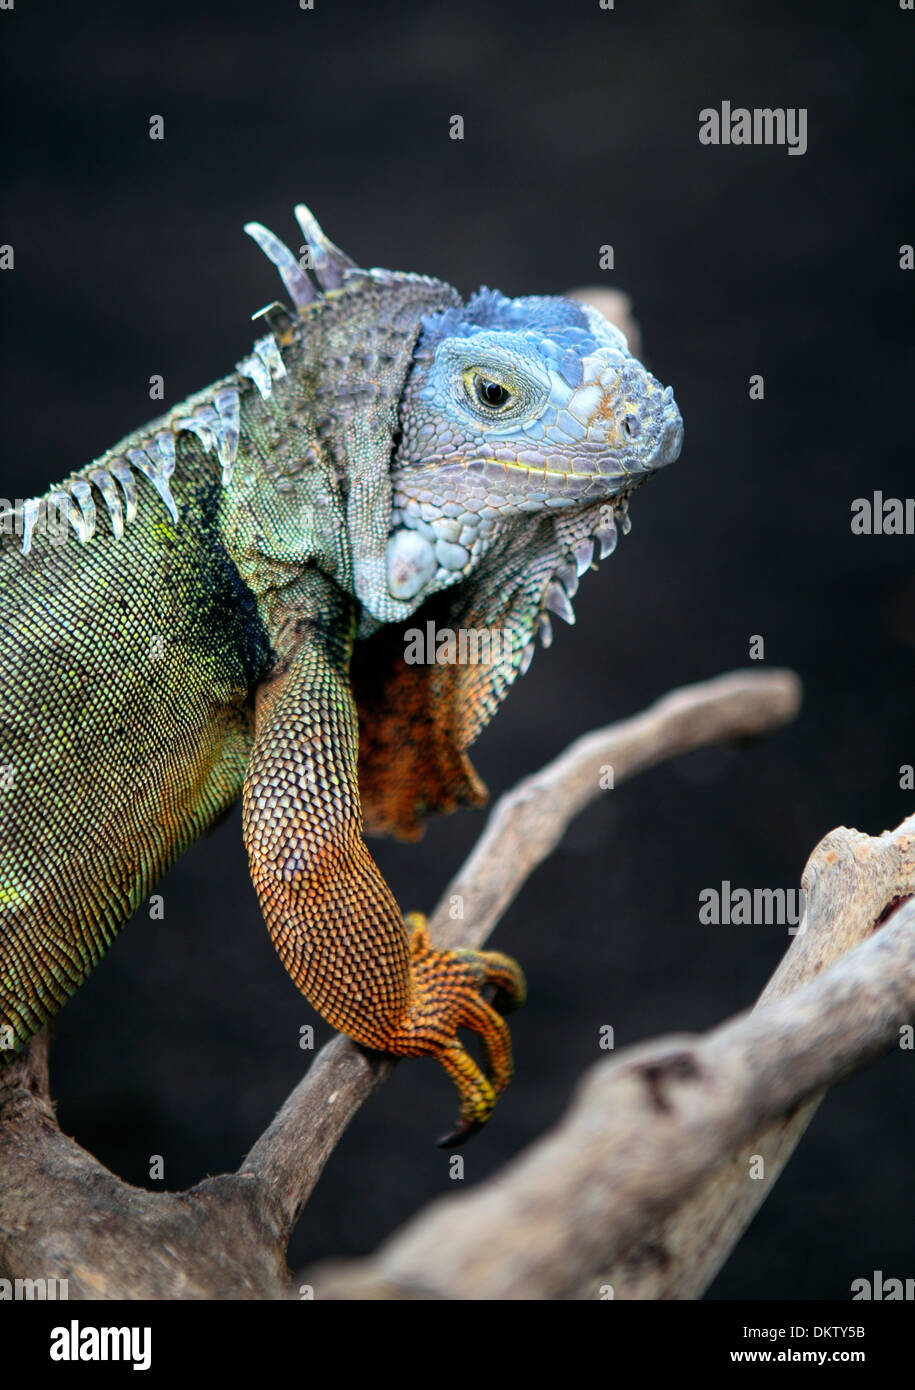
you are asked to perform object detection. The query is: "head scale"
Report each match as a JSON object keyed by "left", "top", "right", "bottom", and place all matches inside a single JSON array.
[{"left": 386, "top": 286, "right": 682, "bottom": 613}]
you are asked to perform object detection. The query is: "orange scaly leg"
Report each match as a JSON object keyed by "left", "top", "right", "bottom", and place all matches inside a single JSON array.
[{"left": 243, "top": 588, "right": 525, "bottom": 1142}]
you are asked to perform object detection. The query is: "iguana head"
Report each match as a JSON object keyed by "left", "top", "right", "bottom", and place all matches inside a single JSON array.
[
  {"left": 385, "top": 288, "right": 682, "bottom": 610},
  {"left": 247, "top": 206, "right": 684, "bottom": 837}
]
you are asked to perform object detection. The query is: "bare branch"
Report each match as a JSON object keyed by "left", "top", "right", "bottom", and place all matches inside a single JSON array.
[
  {"left": 308, "top": 820, "right": 915, "bottom": 1300},
  {"left": 603, "top": 813, "right": 915, "bottom": 1299},
  {"left": 432, "top": 667, "right": 801, "bottom": 951},
  {"left": 0, "top": 667, "right": 801, "bottom": 1297},
  {"left": 242, "top": 668, "right": 801, "bottom": 1234}
]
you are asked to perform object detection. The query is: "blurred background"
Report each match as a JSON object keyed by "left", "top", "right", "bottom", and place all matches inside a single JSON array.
[{"left": 1, "top": 0, "right": 913, "bottom": 1299}]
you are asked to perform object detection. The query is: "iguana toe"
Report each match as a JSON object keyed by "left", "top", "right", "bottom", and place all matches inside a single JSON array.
[{"left": 389, "top": 915, "right": 526, "bottom": 1144}]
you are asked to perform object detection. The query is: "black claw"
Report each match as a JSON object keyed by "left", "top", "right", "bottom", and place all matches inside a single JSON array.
[
  {"left": 493, "top": 986, "right": 523, "bottom": 1016},
  {"left": 483, "top": 981, "right": 523, "bottom": 1017},
  {"left": 436, "top": 1117, "right": 485, "bottom": 1149}
]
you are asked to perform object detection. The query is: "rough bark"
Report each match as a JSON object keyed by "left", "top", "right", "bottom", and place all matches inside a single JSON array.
[
  {"left": 7, "top": 668, "right": 880, "bottom": 1303},
  {"left": 311, "top": 841, "right": 915, "bottom": 1298}
]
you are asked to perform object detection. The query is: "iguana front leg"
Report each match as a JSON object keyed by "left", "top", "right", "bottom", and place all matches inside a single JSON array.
[{"left": 242, "top": 584, "right": 525, "bottom": 1143}]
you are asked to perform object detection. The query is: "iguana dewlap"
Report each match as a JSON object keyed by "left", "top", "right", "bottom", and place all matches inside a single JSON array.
[{"left": 0, "top": 206, "right": 683, "bottom": 1143}]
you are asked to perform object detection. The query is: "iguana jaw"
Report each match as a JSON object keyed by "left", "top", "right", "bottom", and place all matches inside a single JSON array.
[
  {"left": 384, "top": 382, "right": 681, "bottom": 609},
  {"left": 480, "top": 456, "right": 632, "bottom": 480},
  {"left": 382, "top": 290, "right": 682, "bottom": 612}
]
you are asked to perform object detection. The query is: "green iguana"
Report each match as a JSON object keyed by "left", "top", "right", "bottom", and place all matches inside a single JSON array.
[{"left": 0, "top": 205, "right": 683, "bottom": 1142}]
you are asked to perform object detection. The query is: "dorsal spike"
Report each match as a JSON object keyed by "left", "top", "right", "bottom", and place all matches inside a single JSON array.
[
  {"left": 127, "top": 449, "right": 179, "bottom": 524},
  {"left": 244, "top": 221, "right": 316, "bottom": 311},
  {"left": 69, "top": 480, "right": 97, "bottom": 542},
  {"left": 51, "top": 490, "right": 89, "bottom": 545},
  {"left": 174, "top": 409, "right": 218, "bottom": 455},
  {"left": 108, "top": 460, "right": 138, "bottom": 525},
  {"left": 253, "top": 335, "right": 286, "bottom": 380},
  {"left": 20, "top": 498, "right": 40, "bottom": 556},
  {"left": 236, "top": 353, "right": 272, "bottom": 400},
  {"left": 154, "top": 432, "right": 176, "bottom": 477},
  {"left": 251, "top": 301, "right": 297, "bottom": 341},
  {"left": 88, "top": 468, "right": 125, "bottom": 540},
  {"left": 213, "top": 389, "right": 240, "bottom": 485},
  {"left": 293, "top": 203, "right": 357, "bottom": 290}
]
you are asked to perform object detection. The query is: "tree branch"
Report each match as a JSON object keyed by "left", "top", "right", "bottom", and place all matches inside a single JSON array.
[
  {"left": 308, "top": 821, "right": 915, "bottom": 1300},
  {"left": 600, "top": 813, "right": 915, "bottom": 1299},
  {"left": 241, "top": 667, "right": 802, "bottom": 1235},
  {"left": 0, "top": 667, "right": 801, "bottom": 1298}
]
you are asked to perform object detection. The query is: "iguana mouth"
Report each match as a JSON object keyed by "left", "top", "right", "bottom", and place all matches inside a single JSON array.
[{"left": 477, "top": 456, "right": 634, "bottom": 483}]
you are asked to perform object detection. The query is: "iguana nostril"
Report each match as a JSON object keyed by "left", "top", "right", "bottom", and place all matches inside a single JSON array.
[{"left": 621, "top": 414, "right": 641, "bottom": 439}]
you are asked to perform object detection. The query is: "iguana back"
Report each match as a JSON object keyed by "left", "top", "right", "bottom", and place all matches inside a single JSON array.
[{"left": 0, "top": 430, "right": 268, "bottom": 1037}]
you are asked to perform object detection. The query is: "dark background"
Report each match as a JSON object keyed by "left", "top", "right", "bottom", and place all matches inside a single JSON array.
[{"left": 1, "top": 0, "right": 913, "bottom": 1300}]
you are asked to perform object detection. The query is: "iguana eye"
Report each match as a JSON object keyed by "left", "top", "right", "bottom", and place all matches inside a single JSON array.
[
  {"left": 471, "top": 373, "right": 512, "bottom": 410},
  {"left": 453, "top": 358, "right": 542, "bottom": 422}
]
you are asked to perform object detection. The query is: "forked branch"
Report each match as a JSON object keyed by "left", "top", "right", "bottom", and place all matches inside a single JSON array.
[{"left": 0, "top": 668, "right": 808, "bottom": 1299}]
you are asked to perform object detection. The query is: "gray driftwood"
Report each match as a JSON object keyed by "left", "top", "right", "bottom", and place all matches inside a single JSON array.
[{"left": 8, "top": 667, "right": 900, "bottom": 1302}]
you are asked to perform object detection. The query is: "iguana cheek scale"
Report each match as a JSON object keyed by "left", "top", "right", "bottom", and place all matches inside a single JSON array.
[{"left": 0, "top": 204, "right": 683, "bottom": 1143}]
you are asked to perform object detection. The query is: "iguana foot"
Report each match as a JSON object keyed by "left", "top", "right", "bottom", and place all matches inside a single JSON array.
[{"left": 391, "top": 913, "right": 526, "bottom": 1147}]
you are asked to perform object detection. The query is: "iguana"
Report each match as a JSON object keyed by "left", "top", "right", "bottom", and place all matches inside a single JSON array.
[{"left": 0, "top": 205, "right": 683, "bottom": 1143}]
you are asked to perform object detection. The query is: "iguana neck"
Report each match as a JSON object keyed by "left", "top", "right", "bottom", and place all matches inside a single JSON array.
[
  {"left": 6, "top": 272, "right": 459, "bottom": 642},
  {"left": 214, "top": 271, "right": 460, "bottom": 620}
]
